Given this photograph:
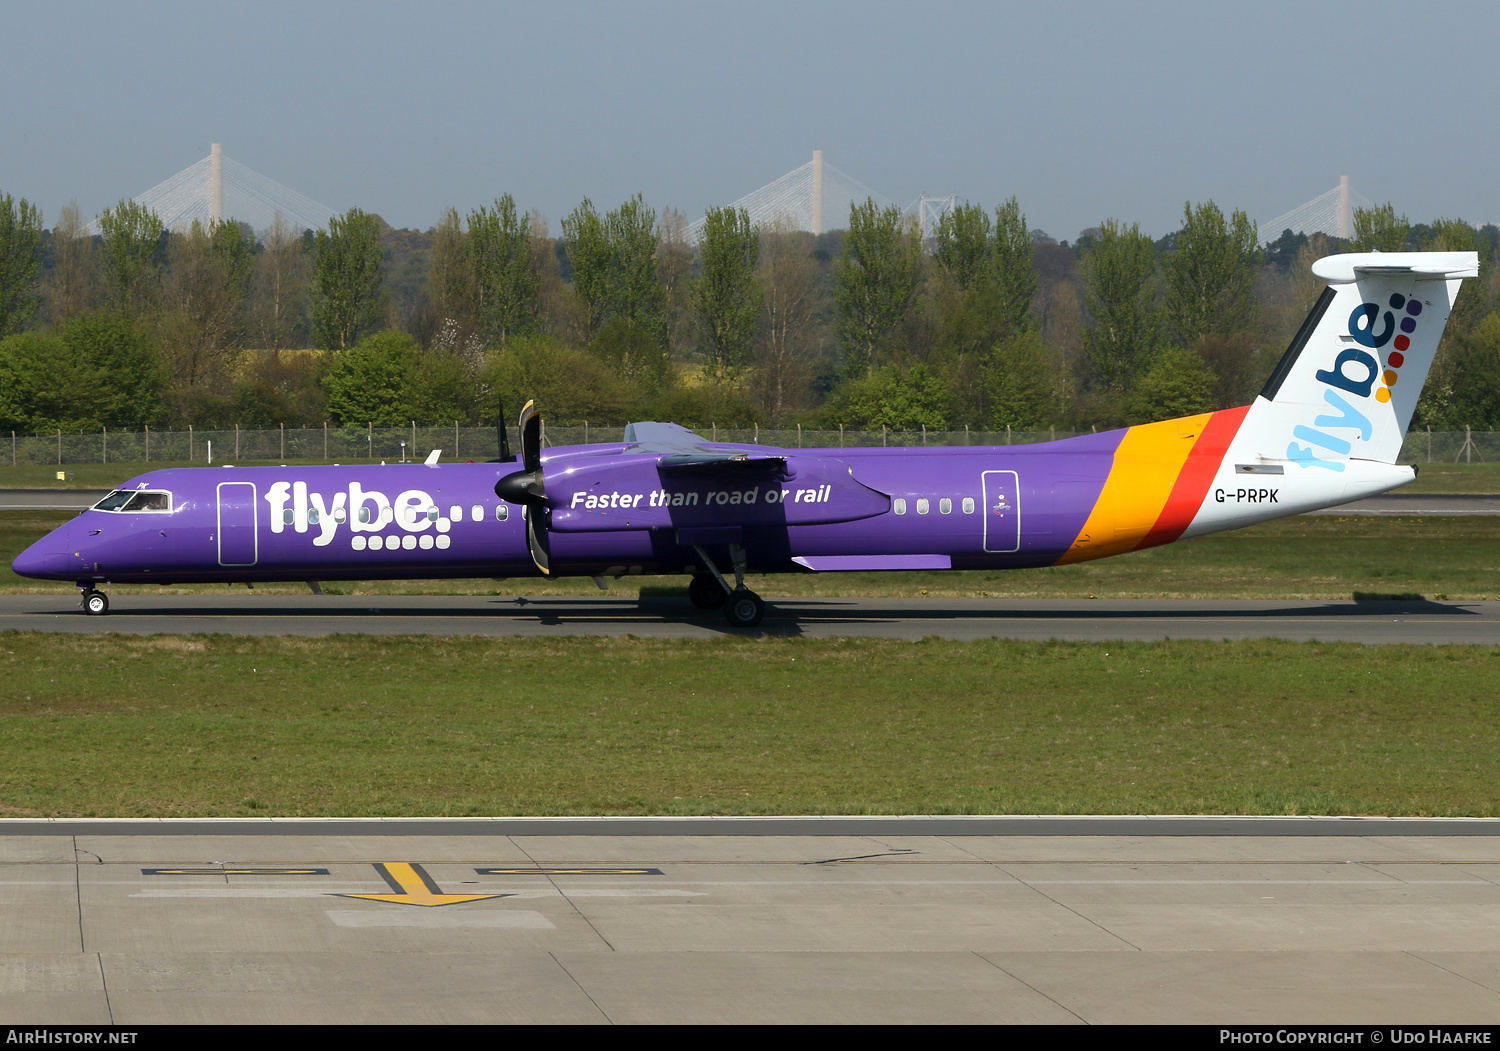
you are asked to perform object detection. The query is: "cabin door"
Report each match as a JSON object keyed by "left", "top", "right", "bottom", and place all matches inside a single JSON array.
[
  {"left": 981, "top": 470, "right": 1020, "bottom": 553},
  {"left": 217, "top": 481, "right": 258, "bottom": 566}
]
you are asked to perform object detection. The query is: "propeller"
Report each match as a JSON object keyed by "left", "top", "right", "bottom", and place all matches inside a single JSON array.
[{"left": 493, "top": 401, "right": 551, "bottom": 574}]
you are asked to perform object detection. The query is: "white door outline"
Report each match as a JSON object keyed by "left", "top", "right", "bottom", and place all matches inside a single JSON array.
[
  {"left": 217, "top": 481, "right": 258, "bottom": 566},
  {"left": 981, "top": 470, "right": 1021, "bottom": 553}
]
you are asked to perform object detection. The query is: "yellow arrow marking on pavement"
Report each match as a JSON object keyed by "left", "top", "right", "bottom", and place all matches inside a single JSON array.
[{"left": 341, "top": 862, "right": 507, "bottom": 908}]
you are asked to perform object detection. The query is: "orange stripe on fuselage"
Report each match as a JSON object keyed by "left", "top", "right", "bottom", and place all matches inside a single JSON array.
[
  {"left": 1137, "top": 404, "right": 1249, "bottom": 549},
  {"left": 1055, "top": 411, "right": 1215, "bottom": 565}
]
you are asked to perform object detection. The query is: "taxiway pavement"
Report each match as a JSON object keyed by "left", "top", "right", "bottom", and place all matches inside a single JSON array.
[
  {"left": 1, "top": 593, "right": 1496, "bottom": 644},
  {"left": 3, "top": 817, "right": 1500, "bottom": 1024}
]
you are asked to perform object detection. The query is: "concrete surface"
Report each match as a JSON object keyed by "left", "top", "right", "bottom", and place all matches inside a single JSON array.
[
  {"left": 1, "top": 593, "right": 1497, "bottom": 643},
  {"left": 3, "top": 822, "right": 1500, "bottom": 1023}
]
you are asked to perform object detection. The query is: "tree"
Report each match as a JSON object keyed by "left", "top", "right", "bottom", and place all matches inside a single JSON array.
[
  {"left": 586, "top": 317, "right": 670, "bottom": 394},
  {"left": 43, "top": 201, "right": 97, "bottom": 324},
  {"left": 693, "top": 206, "right": 761, "bottom": 381},
  {"left": 161, "top": 219, "right": 254, "bottom": 387},
  {"left": 1080, "top": 219, "right": 1162, "bottom": 392},
  {"left": 933, "top": 202, "right": 992, "bottom": 291},
  {"left": 753, "top": 218, "right": 820, "bottom": 423},
  {"left": 1350, "top": 203, "right": 1410, "bottom": 252},
  {"left": 605, "top": 193, "right": 664, "bottom": 344},
  {"left": 561, "top": 198, "right": 610, "bottom": 336},
  {"left": 1423, "top": 217, "right": 1490, "bottom": 332},
  {"left": 97, "top": 199, "right": 163, "bottom": 313},
  {"left": 834, "top": 199, "right": 922, "bottom": 375},
  {"left": 427, "top": 207, "right": 473, "bottom": 330},
  {"left": 322, "top": 331, "right": 471, "bottom": 426},
  {"left": 1162, "top": 200, "right": 1259, "bottom": 345},
  {"left": 657, "top": 208, "right": 694, "bottom": 357},
  {"left": 825, "top": 363, "right": 948, "bottom": 430},
  {"left": 252, "top": 213, "right": 309, "bottom": 351},
  {"left": 310, "top": 207, "right": 385, "bottom": 350},
  {"left": 1121, "top": 346, "right": 1217, "bottom": 424},
  {"left": 468, "top": 194, "right": 537, "bottom": 345},
  {"left": 481, "top": 334, "right": 633, "bottom": 423},
  {"left": 562, "top": 194, "right": 667, "bottom": 348},
  {"left": 933, "top": 198, "right": 1039, "bottom": 370},
  {"left": 992, "top": 197, "right": 1038, "bottom": 337},
  {"left": 0, "top": 193, "right": 43, "bottom": 336},
  {"left": 982, "top": 331, "right": 1060, "bottom": 428},
  {"left": 0, "top": 313, "right": 163, "bottom": 431}
]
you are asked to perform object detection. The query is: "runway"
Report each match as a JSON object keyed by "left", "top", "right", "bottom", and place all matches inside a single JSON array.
[
  {"left": 2, "top": 593, "right": 1498, "bottom": 644},
  {"left": 4, "top": 817, "right": 1500, "bottom": 1024}
]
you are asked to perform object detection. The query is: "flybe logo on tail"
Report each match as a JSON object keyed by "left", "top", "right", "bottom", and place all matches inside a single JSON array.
[{"left": 1288, "top": 293, "right": 1424, "bottom": 471}]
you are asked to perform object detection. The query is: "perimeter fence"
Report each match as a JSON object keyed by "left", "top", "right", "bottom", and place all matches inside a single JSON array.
[{"left": 5, "top": 423, "right": 1498, "bottom": 467}]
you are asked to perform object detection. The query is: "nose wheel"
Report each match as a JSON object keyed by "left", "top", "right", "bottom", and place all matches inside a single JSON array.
[{"left": 81, "top": 590, "right": 109, "bottom": 616}]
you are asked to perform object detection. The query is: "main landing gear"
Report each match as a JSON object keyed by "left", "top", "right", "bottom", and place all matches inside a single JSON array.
[
  {"left": 80, "top": 589, "right": 109, "bottom": 616},
  {"left": 691, "top": 543, "right": 765, "bottom": 628}
]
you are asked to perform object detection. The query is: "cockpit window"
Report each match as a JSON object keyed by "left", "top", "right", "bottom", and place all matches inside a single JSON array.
[
  {"left": 93, "top": 490, "right": 133, "bottom": 511},
  {"left": 125, "top": 492, "right": 170, "bottom": 511},
  {"left": 94, "top": 490, "right": 172, "bottom": 513}
]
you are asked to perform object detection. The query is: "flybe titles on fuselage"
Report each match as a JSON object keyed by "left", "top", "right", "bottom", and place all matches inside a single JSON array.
[{"left": 260, "top": 481, "right": 494, "bottom": 551}]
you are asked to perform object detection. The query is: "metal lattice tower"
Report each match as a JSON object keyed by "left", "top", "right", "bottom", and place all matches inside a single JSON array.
[
  {"left": 89, "top": 144, "right": 337, "bottom": 234},
  {"left": 1263, "top": 176, "right": 1373, "bottom": 243},
  {"left": 688, "top": 151, "right": 900, "bottom": 241},
  {"left": 911, "top": 194, "right": 956, "bottom": 238}
]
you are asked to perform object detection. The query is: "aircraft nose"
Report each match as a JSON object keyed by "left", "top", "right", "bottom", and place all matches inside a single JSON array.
[{"left": 12, "top": 525, "right": 75, "bottom": 580}]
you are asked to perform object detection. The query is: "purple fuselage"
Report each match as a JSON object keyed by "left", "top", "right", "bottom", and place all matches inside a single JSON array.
[{"left": 13, "top": 434, "right": 1126, "bottom": 586}]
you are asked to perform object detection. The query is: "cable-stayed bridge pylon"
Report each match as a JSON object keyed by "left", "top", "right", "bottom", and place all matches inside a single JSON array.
[
  {"left": 688, "top": 151, "right": 902, "bottom": 241},
  {"left": 1263, "top": 175, "right": 1372, "bottom": 244},
  {"left": 88, "top": 144, "right": 337, "bottom": 235}
]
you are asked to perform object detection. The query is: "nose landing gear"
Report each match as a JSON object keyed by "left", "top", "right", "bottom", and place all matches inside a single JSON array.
[{"left": 80, "top": 589, "right": 109, "bottom": 616}]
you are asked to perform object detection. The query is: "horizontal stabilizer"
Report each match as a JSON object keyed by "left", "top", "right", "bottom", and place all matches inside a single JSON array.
[{"left": 1311, "top": 252, "right": 1479, "bottom": 284}]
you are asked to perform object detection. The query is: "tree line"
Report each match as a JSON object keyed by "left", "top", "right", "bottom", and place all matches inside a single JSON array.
[{"left": 1, "top": 189, "right": 1498, "bottom": 437}]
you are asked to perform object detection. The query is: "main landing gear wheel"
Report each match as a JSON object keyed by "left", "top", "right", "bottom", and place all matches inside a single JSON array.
[
  {"left": 688, "top": 574, "right": 726, "bottom": 610},
  {"left": 81, "top": 590, "right": 108, "bottom": 616},
  {"left": 723, "top": 589, "right": 764, "bottom": 628}
]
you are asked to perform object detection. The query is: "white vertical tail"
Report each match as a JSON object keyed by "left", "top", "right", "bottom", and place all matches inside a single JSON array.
[{"left": 1244, "top": 251, "right": 1477, "bottom": 469}]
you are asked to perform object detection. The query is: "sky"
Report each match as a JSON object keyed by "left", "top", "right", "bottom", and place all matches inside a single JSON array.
[{"left": 4, "top": 0, "right": 1498, "bottom": 240}]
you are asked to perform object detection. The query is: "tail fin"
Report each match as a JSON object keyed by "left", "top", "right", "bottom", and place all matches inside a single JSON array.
[{"left": 1244, "top": 251, "right": 1477, "bottom": 468}]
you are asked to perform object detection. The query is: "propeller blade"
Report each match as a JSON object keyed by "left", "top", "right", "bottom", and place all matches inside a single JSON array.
[
  {"left": 518, "top": 400, "right": 542, "bottom": 473},
  {"left": 523, "top": 505, "right": 551, "bottom": 575},
  {"left": 495, "top": 400, "right": 546, "bottom": 505}
]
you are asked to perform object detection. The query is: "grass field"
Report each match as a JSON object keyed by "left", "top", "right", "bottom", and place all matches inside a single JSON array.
[
  {"left": 4, "top": 509, "right": 1499, "bottom": 600},
  {"left": 1, "top": 633, "right": 1496, "bottom": 818},
  {"left": 2, "top": 458, "right": 1499, "bottom": 492}
]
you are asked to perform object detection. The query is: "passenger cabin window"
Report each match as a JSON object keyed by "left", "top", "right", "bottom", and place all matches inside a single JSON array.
[
  {"left": 470, "top": 504, "right": 484, "bottom": 522},
  {"left": 495, "top": 504, "right": 509, "bottom": 521},
  {"left": 94, "top": 490, "right": 171, "bottom": 513},
  {"left": 962, "top": 497, "right": 975, "bottom": 514},
  {"left": 893, "top": 498, "right": 907, "bottom": 515},
  {"left": 916, "top": 498, "right": 930, "bottom": 515},
  {"left": 939, "top": 498, "right": 952, "bottom": 515}
]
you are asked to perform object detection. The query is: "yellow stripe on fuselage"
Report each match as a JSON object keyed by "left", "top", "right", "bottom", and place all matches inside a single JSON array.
[{"left": 1055, "top": 413, "right": 1212, "bottom": 565}]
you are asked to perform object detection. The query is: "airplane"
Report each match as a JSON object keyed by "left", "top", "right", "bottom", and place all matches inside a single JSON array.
[{"left": 11, "top": 250, "right": 1479, "bottom": 627}]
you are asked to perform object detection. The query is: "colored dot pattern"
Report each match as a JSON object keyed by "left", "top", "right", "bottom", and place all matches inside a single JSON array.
[{"left": 1377, "top": 294, "right": 1424, "bottom": 403}]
